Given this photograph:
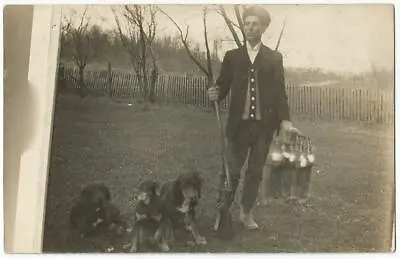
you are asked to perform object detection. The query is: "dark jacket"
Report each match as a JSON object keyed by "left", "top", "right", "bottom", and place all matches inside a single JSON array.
[{"left": 216, "top": 44, "right": 290, "bottom": 140}]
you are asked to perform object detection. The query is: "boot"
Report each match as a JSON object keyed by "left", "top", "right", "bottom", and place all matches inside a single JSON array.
[{"left": 239, "top": 206, "right": 259, "bottom": 230}]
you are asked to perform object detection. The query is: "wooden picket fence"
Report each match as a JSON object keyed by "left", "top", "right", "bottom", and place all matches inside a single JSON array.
[{"left": 58, "top": 66, "right": 394, "bottom": 124}]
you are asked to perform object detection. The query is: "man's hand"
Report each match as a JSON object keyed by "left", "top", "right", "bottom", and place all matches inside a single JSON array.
[
  {"left": 208, "top": 86, "right": 219, "bottom": 102},
  {"left": 281, "top": 120, "right": 301, "bottom": 135}
]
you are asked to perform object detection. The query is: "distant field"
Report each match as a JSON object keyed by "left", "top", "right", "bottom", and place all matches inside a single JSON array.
[{"left": 42, "top": 93, "right": 394, "bottom": 253}]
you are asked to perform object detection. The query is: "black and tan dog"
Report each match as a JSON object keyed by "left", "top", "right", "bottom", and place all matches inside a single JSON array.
[
  {"left": 69, "top": 183, "right": 111, "bottom": 237},
  {"left": 69, "top": 183, "right": 127, "bottom": 238},
  {"left": 129, "top": 180, "right": 171, "bottom": 252},
  {"left": 159, "top": 171, "right": 206, "bottom": 245}
]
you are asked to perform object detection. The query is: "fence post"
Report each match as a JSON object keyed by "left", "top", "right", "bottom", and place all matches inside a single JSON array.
[
  {"left": 107, "top": 62, "right": 112, "bottom": 97},
  {"left": 379, "top": 93, "right": 384, "bottom": 123}
]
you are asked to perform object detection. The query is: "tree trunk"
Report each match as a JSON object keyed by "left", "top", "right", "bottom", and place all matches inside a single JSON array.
[
  {"left": 141, "top": 55, "right": 149, "bottom": 105},
  {"left": 142, "top": 70, "right": 149, "bottom": 101},
  {"left": 136, "top": 73, "right": 145, "bottom": 103},
  {"left": 78, "top": 65, "right": 87, "bottom": 98},
  {"left": 142, "top": 71, "right": 149, "bottom": 110},
  {"left": 149, "top": 66, "right": 158, "bottom": 103},
  {"left": 207, "top": 76, "right": 214, "bottom": 109}
]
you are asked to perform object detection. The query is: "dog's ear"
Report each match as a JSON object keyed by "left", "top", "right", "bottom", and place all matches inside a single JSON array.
[
  {"left": 151, "top": 181, "right": 161, "bottom": 196},
  {"left": 198, "top": 172, "right": 205, "bottom": 183},
  {"left": 193, "top": 172, "right": 204, "bottom": 199},
  {"left": 132, "top": 187, "right": 139, "bottom": 202},
  {"left": 98, "top": 184, "right": 111, "bottom": 201},
  {"left": 193, "top": 171, "right": 204, "bottom": 185},
  {"left": 80, "top": 184, "right": 96, "bottom": 204},
  {"left": 174, "top": 174, "right": 184, "bottom": 190},
  {"left": 80, "top": 185, "right": 88, "bottom": 198},
  {"left": 176, "top": 173, "right": 183, "bottom": 184},
  {"left": 172, "top": 176, "right": 184, "bottom": 203}
]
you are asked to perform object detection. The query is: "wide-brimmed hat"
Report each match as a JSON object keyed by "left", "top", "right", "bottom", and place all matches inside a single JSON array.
[{"left": 242, "top": 5, "right": 271, "bottom": 28}]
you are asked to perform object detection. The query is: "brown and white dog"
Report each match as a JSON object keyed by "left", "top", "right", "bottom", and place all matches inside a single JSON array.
[
  {"left": 159, "top": 171, "right": 206, "bottom": 245},
  {"left": 129, "top": 180, "right": 171, "bottom": 252}
]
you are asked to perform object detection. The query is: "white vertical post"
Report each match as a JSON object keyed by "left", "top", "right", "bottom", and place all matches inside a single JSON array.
[{"left": 12, "top": 5, "right": 62, "bottom": 253}]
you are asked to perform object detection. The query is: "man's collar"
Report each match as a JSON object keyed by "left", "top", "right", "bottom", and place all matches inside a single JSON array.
[{"left": 246, "top": 41, "right": 262, "bottom": 52}]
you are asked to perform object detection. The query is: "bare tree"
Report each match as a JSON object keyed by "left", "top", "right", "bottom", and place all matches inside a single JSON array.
[
  {"left": 60, "top": 15, "right": 72, "bottom": 58},
  {"left": 215, "top": 5, "right": 247, "bottom": 48},
  {"left": 112, "top": 5, "right": 159, "bottom": 105},
  {"left": 159, "top": 6, "right": 215, "bottom": 89},
  {"left": 58, "top": 16, "right": 74, "bottom": 92},
  {"left": 62, "top": 6, "right": 97, "bottom": 98}
]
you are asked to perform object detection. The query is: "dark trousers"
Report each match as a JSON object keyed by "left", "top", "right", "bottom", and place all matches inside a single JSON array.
[{"left": 218, "top": 120, "right": 274, "bottom": 214}]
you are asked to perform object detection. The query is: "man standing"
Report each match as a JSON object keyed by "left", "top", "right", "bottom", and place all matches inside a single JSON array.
[{"left": 208, "top": 5, "right": 299, "bottom": 230}]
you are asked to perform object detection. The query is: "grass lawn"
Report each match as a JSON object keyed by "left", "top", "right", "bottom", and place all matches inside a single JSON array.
[{"left": 42, "top": 93, "right": 394, "bottom": 253}]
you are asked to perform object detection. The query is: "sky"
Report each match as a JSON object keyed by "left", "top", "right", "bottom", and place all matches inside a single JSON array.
[{"left": 62, "top": 4, "right": 394, "bottom": 74}]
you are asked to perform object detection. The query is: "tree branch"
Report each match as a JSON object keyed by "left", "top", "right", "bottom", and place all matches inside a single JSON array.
[
  {"left": 275, "top": 14, "right": 289, "bottom": 51},
  {"left": 78, "top": 6, "right": 89, "bottom": 32},
  {"left": 218, "top": 5, "right": 242, "bottom": 48},
  {"left": 158, "top": 7, "right": 209, "bottom": 76},
  {"left": 234, "top": 5, "right": 246, "bottom": 42},
  {"left": 111, "top": 6, "right": 138, "bottom": 55},
  {"left": 203, "top": 7, "right": 213, "bottom": 81}
]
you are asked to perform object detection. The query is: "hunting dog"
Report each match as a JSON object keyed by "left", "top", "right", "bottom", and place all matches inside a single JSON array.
[
  {"left": 69, "top": 183, "right": 112, "bottom": 237},
  {"left": 129, "top": 180, "right": 171, "bottom": 252},
  {"left": 69, "top": 183, "right": 127, "bottom": 238},
  {"left": 159, "top": 171, "right": 206, "bottom": 245}
]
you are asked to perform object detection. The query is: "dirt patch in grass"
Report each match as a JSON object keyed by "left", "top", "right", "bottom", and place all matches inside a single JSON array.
[{"left": 43, "top": 93, "right": 394, "bottom": 253}]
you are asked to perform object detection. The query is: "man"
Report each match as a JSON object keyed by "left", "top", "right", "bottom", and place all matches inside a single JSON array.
[{"left": 208, "top": 5, "right": 299, "bottom": 230}]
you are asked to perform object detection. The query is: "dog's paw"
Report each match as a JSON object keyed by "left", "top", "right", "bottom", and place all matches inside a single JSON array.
[
  {"left": 108, "top": 223, "right": 117, "bottom": 230},
  {"left": 194, "top": 235, "right": 207, "bottom": 245},
  {"left": 105, "top": 246, "right": 114, "bottom": 253},
  {"left": 151, "top": 214, "right": 162, "bottom": 222},
  {"left": 129, "top": 245, "right": 138, "bottom": 253},
  {"left": 186, "top": 240, "right": 195, "bottom": 246},
  {"left": 148, "top": 236, "right": 157, "bottom": 245},
  {"left": 122, "top": 243, "right": 132, "bottom": 250},
  {"left": 185, "top": 225, "right": 193, "bottom": 232},
  {"left": 159, "top": 243, "right": 170, "bottom": 252},
  {"left": 257, "top": 198, "right": 272, "bottom": 207}
]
